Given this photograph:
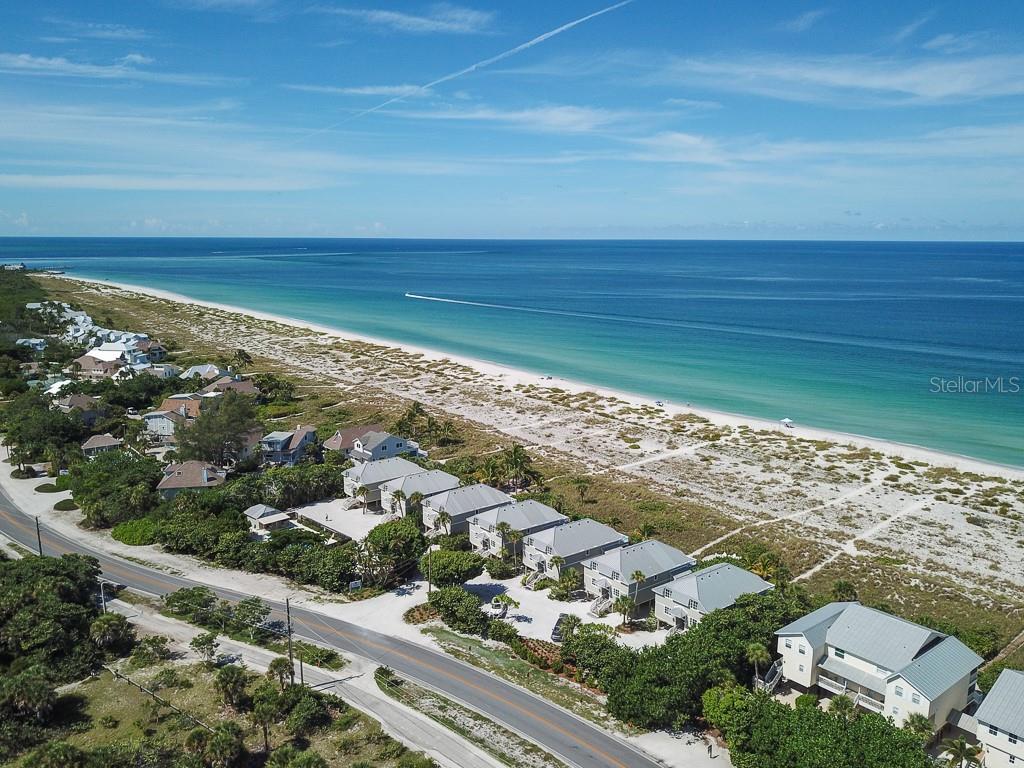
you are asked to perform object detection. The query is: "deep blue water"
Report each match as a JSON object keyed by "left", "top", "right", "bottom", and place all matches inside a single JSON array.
[{"left": 2, "top": 237, "right": 1022, "bottom": 467}]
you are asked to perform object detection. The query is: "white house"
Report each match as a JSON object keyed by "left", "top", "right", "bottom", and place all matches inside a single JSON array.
[
  {"left": 421, "top": 483, "right": 513, "bottom": 535},
  {"left": 582, "top": 540, "right": 695, "bottom": 615},
  {"left": 143, "top": 410, "right": 186, "bottom": 443},
  {"left": 259, "top": 426, "right": 318, "bottom": 466},
  {"left": 180, "top": 363, "right": 226, "bottom": 381},
  {"left": 379, "top": 469, "right": 460, "bottom": 516},
  {"left": 15, "top": 338, "right": 47, "bottom": 352},
  {"left": 469, "top": 500, "right": 568, "bottom": 558},
  {"left": 654, "top": 563, "right": 773, "bottom": 631},
  {"left": 81, "top": 433, "right": 123, "bottom": 459},
  {"left": 243, "top": 504, "right": 293, "bottom": 536},
  {"left": 350, "top": 430, "right": 419, "bottom": 463},
  {"left": 343, "top": 456, "right": 424, "bottom": 509},
  {"left": 522, "top": 519, "right": 628, "bottom": 581},
  {"left": 976, "top": 669, "right": 1024, "bottom": 768},
  {"left": 774, "top": 602, "right": 983, "bottom": 731}
]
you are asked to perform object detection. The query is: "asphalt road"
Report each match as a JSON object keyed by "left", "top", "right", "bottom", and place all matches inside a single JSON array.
[{"left": 0, "top": 485, "right": 663, "bottom": 768}]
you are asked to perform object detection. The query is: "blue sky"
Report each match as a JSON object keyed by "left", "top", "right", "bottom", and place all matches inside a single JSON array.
[{"left": 1, "top": 0, "right": 1022, "bottom": 239}]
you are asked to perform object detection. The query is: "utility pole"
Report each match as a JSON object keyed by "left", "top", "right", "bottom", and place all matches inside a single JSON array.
[
  {"left": 99, "top": 580, "right": 107, "bottom": 613},
  {"left": 285, "top": 597, "right": 295, "bottom": 685},
  {"left": 34, "top": 516, "right": 42, "bottom": 556},
  {"left": 299, "top": 648, "right": 305, "bottom": 686}
]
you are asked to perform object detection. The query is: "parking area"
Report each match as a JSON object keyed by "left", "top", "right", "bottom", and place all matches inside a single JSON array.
[{"left": 291, "top": 497, "right": 397, "bottom": 542}]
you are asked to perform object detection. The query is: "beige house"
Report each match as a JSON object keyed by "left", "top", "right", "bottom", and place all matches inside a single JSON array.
[
  {"left": 582, "top": 540, "right": 695, "bottom": 616},
  {"left": 522, "top": 519, "right": 628, "bottom": 581},
  {"left": 157, "top": 461, "right": 227, "bottom": 499},
  {"left": 654, "top": 563, "right": 773, "bottom": 631},
  {"left": 468, "top": 500, "right": 568, "bottom": 558},
  {"left": 976, "top": 669, "right": 1024, "bottom": 768},
  {"left": 421, "top": 483, "right": 513, "bottom": 535},
  {"left": 774, "top": 602, "right": 983, "bottom": 732}
]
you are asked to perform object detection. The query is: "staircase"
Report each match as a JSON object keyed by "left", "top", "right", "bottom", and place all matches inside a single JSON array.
[
  {"left": 524, "top": 570, "right": 544, "bottom": 590},
  {"left": 588, "top": 596, "right": 612, "bottom": 617},
  {"left": 756, "top": 659, "right": 784, "bottom": 694}
]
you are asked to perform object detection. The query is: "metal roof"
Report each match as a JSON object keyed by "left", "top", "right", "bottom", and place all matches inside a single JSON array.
[
  {"left": 820, "top": 655, "right": 887, "bottom": 695},
  {"left": 243, "top": 503, "right": 282, "bottom": 520},
  {"left": 825, "top": 604, "right": 944, "bottom": 673},
  {"left": 662, "top": 563, "right": 774, "bottom": 612},
  {"left": 381, "top": 469, "right": 460, "bottom": 498},
  {"left": 976, "top": 669, "right": 1024, "bottom": 736},
  {"left": 427, "top": 483, "right": 513, "bottom": 519},
  {"left": 775, "top": 602, "right": 855, "bottom": 647},
  {"left": 893, "top": 636, "right": 982, "bottom": 701},
  {"left": 344, "top": 456, "right": 423, "bottom": 486},
  {"left": 525, "top": 518, "right": 627, "bottom": 558},
  {"left": 471, "top": 499, "right": 568, "bottom": 532},
  {"left": 588, "top": 540, "right": 694, "bottom": 582}
]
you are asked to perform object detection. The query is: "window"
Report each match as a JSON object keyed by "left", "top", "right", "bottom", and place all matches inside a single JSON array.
[
  {"left": 911, "top": 693, "right": 921, "bottom": 705},
  {"left": 688, "top": 599, "right": 699, "bottom": 610},
  {"left": 988, "top": 726, "right": 998, "bottom": 736},
  {"left": 834, "top": 648, "right": 846, "bottom": 659},
  {"left": 1008, "top": 756, "right": 1015, "bottom": 765},
  {"left": 895, "top": 686, "right": 904, "bottom": 698},
  {"left": 798, "top": 664, "right": 805, "bottom": 673},
  {"left": 1011, "top": 733, "right": 1019, "bottom": 745},
  {"left": 785, "top": 639, "right": 792, "bottom": 649},
  {"left": 892, "top": 706, "right": 900, "bottom": 716},
  {"left": 799, "top": 644, "right": 806, "bottom": 655}
]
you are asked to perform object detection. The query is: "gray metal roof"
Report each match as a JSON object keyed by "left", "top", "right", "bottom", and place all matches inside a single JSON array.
[
  {"left": 262, "top": 431, "right": 293, "bottom": 442},
  {"left": 381, "top": 469, "right": 460, "bottom": 498},
  {"left": 358, "top": 430, "right": 396, "bottom": 450},
  {"left": 244, "top": 503, "right": 282, "bottom": 520},
  {"left": 427, "top": 483, "right": 513, "bottom": 519},
  {"left": 471, "top": 500, "right": 568, "bottom": 532},
  {"left": 344, "top": 456, "right": 424, "bottom": 486},
  {"left": 975, "top": 669, "right": 1024, "bottom": 736},
  {"left": 825, "top": 604, "right": 944, "bottom": 673},
  {"left": 776, "top": 602, "right": 855, "bottom": 647},
  {"left": 663, "top": 563, "right": 773, "bottom": 612},
  {"left": 588, "top": 540, "right": 695, "bottom": 582},
  {"left": 820, "top": 655, "right": 887, "bottom": 695},
  {"left": 893, "top": 636, "right": 982, "bottom": 701},
  {"left": 525, "top": 518, "right": 627, "bottom": 558}
]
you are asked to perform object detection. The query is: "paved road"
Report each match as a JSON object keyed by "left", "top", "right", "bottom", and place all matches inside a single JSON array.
[{"left": 0, "top": 485, "right": 662, "bottom": 768}]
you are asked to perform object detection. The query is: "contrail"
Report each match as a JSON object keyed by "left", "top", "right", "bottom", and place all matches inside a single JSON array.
[{"left": 292, "top": 0, "right": 635, "bottom": 143}]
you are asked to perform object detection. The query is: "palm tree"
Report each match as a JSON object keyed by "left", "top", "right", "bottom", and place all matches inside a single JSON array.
[
  {"left": 390, "top": 489, "right": 406, "bottom": 516},
  {"left": 630, "top": 569, "right": 646, "bottom": 604},
  {"left": 550, "top": 555, "right": 565, "bottom": 578},
  {"left": 183, "top": 727, "right": 210, "bottom": 756},
  {"left": 355, "top": 485, "right": 370, "bottom": 513},
  {"left": 613, "top": 595, "right": 635, "bottom": 627},
  {"left": 745, "top": 643, "right": 772, "bottom": 683},
  {"left": 435, "top": 509, "right": 451, "bottom": 535},
  {"left": 251, "top": 697, "right": 278, "bottom": 753},
  {"left": 633, "top": 522, "right": 657, "bottom": 541},
  {"left": 494, "top": 594, "right": 520, "bottom": 610},
  {"left": 495, "top": 521, "right": 513, "bottom": 556},
  {"left": 506, "top": 528, "right": 524, "bottom": 568},
  {"left": 942, "top": 737, "right": 982, "bottom": 768},
  {"left": 501, "top": 443, "right": 542, "bottom": 490},
  {"left": 570, "top": 475, "right": 592, "bottom": 506},
  {"left": 207, "top": 722, "right": 244, "bottom": 768},
  {"left": 482, "top": 456, "right": 506, "bottom": 487},
  {"left": 831, "top": 579, "right": 858, "bottom": 602},
  {"left": 903, "top": 713, "right": 934, "bottom": 744},
  {"left": 828, "top": 694, "right": 858, "bottom": 723},
  {"left": 231, "top": 349, "right": 253, "bottom": 371},
  {"left": 407, "top": 491, "right": 425, "bottom": 523},
  {"left": 266, "top": 656, "right": 292, "bottom": 689},
  {"left": 437, "top": 420, "right": 459, "bottom": 446},
  {"left": 214, "top": 665, "right": 247, "bottom": 709}
]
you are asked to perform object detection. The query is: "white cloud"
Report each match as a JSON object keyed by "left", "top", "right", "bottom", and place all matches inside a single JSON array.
[
  {"left": 0, "top": 52, "right": 238, "bottom": 86},
  {"left": 313, "top": 3, "right": 494, "bottom": 34},
  {"left": 654, "top": 52, "right": 1024, "bottom": 105},
  {"left": 44, "top": 18, "right": 150, "bottom": 41},
  {"left": 663, "top": 97, "right": 721, "bottom": 112},
  {"left": 921, "top": 32, "right": 988, "bottom": 54},
  {"left": 778, "top": 9, "right": 829, "bottom": 33},
  {"left": 284, "top": 83, "right": 429, "bottom": 97},
  {"left": 120, "top": 53, "right": 155, "bottom": 65},
  {"left": 389, "top": 104, "right": 642, "bottom": 134},
  {"left": 889, "top": 11, "right": 934, "bottom": 43}
]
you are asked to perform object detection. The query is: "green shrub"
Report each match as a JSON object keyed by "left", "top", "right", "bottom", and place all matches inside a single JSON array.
[
  {"left": 434, "top": 533, "right": 471, "bottom": 552},
  {"left": 53, "top": 498, "right": 79, "bottom": 511},
  {"left": 487, "top": 620, "right": 520, "bottom": 645},
  {"left": 419, "top": 550, "right": 484, "bottom": 587},
  {"left": 111, "top": 518, "right": 159, "bottom": 546},
  {"left": 484, "top": 557, "right": 517, "bottom": 579},
  {"left": 428, "top": 586, "right": 487, "bottom": 635}
]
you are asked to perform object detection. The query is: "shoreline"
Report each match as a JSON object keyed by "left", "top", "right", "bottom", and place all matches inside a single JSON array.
[{"left": 59, "top": 273, "right": 1024, "bottom": 480}]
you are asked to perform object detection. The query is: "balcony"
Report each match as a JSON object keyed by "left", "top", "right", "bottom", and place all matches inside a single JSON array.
[
  {"left": 817, "top": 675, "right": 848, "bottom": 695},
  {"left": 854, "top": 693, "right": 884, "bottom": 714}
]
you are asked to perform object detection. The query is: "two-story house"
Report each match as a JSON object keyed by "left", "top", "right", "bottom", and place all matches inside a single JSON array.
[
  {"left": 323, "top": 423, "right": 385, "bottom": 458},
  {"left": 775, "top": 602, "right": 983, "bottom": 731},
  {"left": 582, "top": 540, "right": 695, "bottom": 615},
  {"left": 157, "top": 461, "right": 227, "bottom": 500},
  {"left": 654, "top": 563, "right": 773, "bottom": 631},
  {"left": 468, "top": 500, "right": 568, "bottom": 558},
  {"left": 343, "top": 456, "right": 424, "bottom": 508},
  {"left": 421, "top": 484, "right": 513, "bottom": 535},
  {"left": 81, "top": 433, "right": 124, "bottom": 459},
  {"left": 976, "top": 669, "right": 1024, "bottom": 768},
  {"left": 522, "top": 519, "right": 628, "bottom": 581},
  {"left": 260, "top": 425, "right": 318, "bottom": 466},
  {"left": 350, "top": 431, "right": 419, "bottom": 463},
  {"left": 379, "top": 469, "right": 461, "bottom": 516}
]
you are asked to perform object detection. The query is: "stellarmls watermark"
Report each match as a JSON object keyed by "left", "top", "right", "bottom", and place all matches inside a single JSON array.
[{"left": 929, "top": 376, "right": 1021, "bottom": 394}]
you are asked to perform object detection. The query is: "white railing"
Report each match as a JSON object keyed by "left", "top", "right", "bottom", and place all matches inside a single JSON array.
[
  {"left": 588, "top": 596, "right": 612, "bottom": 617},
  {"left": 524, "top": 570, "right": 544, "bottom": 589},
  {"left": 817, "top": 676, "right": 848, "bottom": 695},
  {"left": 854, "top": 694, "right": 884, "bottom": 713},
  {"left": 757, "top": 659, "right": 784, "bottom": 694}
]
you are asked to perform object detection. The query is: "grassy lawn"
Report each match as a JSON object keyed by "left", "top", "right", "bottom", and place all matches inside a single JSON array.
[
  {"left": 10, "top": 661, "right": 432, "bottom": 767},
  {"left": 420, "top": 626, "right": 634, "bottom": 734},
  {"left": 34, "top": 482, "right": 60, "bottom": 493},
  {"left": 375, "top": 668, "right": 566, "bottom": 768}
]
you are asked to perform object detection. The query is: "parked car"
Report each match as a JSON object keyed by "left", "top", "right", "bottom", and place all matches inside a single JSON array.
[{"left": 551, "top": 613, "right": 570, "bottom": 643}]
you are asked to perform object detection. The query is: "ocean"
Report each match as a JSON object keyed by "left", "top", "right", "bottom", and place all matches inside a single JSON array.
[{"left": 2, "top": 237, "right": 1022, "bottom": 467}]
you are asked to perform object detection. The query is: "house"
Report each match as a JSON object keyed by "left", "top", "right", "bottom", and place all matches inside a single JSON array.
[
  {"left": 134, "top": 338, "right": 167, "bottom": 362},
  {"left": 3, "top": 262, "right": 26, "bottom": 270},
  {"left": 180, "top": 363, "right": 226, "bottom": 381},
  {"left": 90, "top": 340, "right": 149, "bottom": 366},
  {"left": 243, "top": 504, "right": 293, "bottom": 535},
  {"left": 342, "top": 456, "right": 424, "bottom": 508},
  {"left": 15, "top": 338, "right": 47, "bottom": 352},
  {"left": 582, "top": 540, "right": 695, "bottom": 613},
  {"left": 143, "top": 410, "right": 186, "bottom": 442},
  {"left": 259, "top": 425, "right": 318, "bottom": 466},
  {"left": 421, "top": 483, "right": 513, "bottom": 535},
  {"left": 522, "top": 519, "right": 628, "bottom": 580},
  {"left": 143, "top": 363, "right": 181, "bottom": 379},
  {"left": 229, "top": 427, "right": 264, "bottom": 465},
  {"left": 69, "top": 354, "right": 122, "bottom": 380},
  {"left": 774, "top": 602, "right": 983, "bottom": 730},
  {"left": 469, "top": 500, "right": 568, "bottom": 558},
  {"left": 157, "top": 461, "right": 227, "bottom": 499},
  {"left": 976, "top": 669, "right": 1024, "bottom": 768},
  {"left": 157, "top": 394, "right": 206, "bottom": 420},
  {"left": 350, "top": 430, "right": 419, "bottom": 463},
  {"left": 81, "top": 433, "right": 123, "bottom": 458},
  {"left": 379, "top": 469, "right": 461, "bottom": 516},
  {"left": 323, "top": 423, "right": 385, "bottom": 457},
  {"left": 200, "top": 375, "right": 260, "bottom": 397},
  {"left": 54, "top": 393, "right": 108, "bottom": 428},
  {"left": 654, "top": 563, "right": 773, "bottom": 631}
]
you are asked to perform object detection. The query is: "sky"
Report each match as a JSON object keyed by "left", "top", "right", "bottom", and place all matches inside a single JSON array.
[{"left": 0, "top": 0, "right": 1023, "bottom": 239}]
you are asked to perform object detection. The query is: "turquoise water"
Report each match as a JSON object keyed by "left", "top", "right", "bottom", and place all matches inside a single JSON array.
[{"left": 2, "top": 238, "right": 1022, "bottom": 467}]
